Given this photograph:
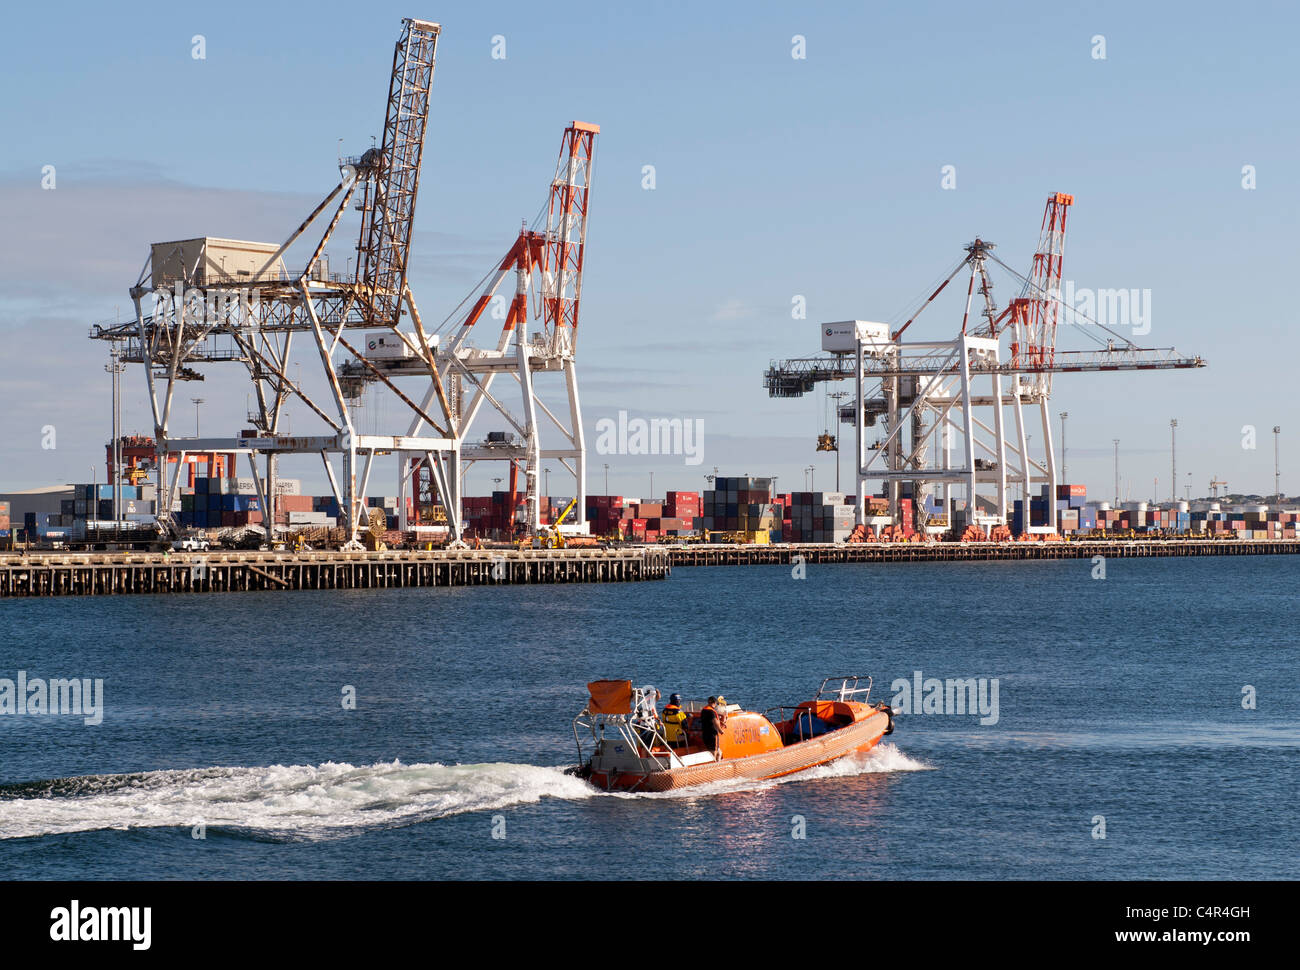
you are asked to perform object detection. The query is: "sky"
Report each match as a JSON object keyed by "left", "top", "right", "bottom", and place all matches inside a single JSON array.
[{"left": 0, "top": 0, "right": 1296, "bottom": 503}]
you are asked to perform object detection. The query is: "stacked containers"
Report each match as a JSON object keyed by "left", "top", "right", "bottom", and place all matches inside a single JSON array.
[
  {"left": 784, "top": 491, "right": 857, "bottom": 543},
  {"left": 699, "top": 477, "right": 782, "bottom": 540}
]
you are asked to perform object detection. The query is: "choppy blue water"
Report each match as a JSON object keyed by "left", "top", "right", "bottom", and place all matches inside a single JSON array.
[{"left": 1, "top": 556, "right": 1296, "bottom": 880}]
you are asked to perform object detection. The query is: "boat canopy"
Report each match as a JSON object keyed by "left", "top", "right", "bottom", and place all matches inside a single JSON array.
[{"left": 587, "top": 679, "right": 633, "bottom": 715}]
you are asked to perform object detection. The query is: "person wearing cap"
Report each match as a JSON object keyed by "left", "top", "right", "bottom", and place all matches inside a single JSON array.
[{"left": 661, "top": 693, "right": 688, "bottom": 748}]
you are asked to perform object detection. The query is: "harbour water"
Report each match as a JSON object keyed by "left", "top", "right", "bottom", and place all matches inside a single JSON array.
[{"left": 1, "top": 556, "right": 1296, "bottom": 880}]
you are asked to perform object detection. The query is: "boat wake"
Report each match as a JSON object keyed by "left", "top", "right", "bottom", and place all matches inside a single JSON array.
[
  {"left": 0, "top": 745, "right": 930, "bottom": 840},
  {"left": 0, "top": 760, "right": 596, "bottom": 842}
]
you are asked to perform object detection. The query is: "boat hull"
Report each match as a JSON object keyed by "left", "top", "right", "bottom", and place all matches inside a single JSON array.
[{"left": 588, "top": 707, "right": 890, "bottom": 792}]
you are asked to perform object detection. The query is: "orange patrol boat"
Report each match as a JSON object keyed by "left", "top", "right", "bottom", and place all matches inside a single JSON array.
[{"left": 571, "top": 676, "right": 895, "bottom": 793}]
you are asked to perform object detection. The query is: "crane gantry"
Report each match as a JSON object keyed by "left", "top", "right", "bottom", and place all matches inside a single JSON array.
[
  {"left": 89, "top": 19, "right": 599, "bottom": 547},
  {"left": 764, "top": 193, "right": 1206, "bottom": 535}
]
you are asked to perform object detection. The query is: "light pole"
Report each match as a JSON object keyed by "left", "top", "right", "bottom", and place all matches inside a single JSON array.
[
  {"left": 1113, "top": 439, "right": 1120, "bottom": 506},
  {"left": 1170, "top": 418, "right": 1178, "bottom": 504},
  {"left": 649, "top": 471, "right": 655, "bottom": 500},
  {"left": 191, "top": 398, "right": 204, "bottom": 438},
  {"left": 543, "top": 467, "right": 550, "bottom": 501},
  {"left": 105, "top": 348, "right": 125, "bottom": 523},
  {"left": 1025, "top": 435, "right": 1032, "bottom": 504},
  {"left": 603, "top": 463, "right": 609, "bottom": 496},
  {"left": 1059, "top": 411, "right": 1068, "bottom": 482},
  {"left": 1274, "top": 426, "right": 1282, "bottom": 502},
  {"left": 806, "top": 464, "right": 815, "bottom": 492}
]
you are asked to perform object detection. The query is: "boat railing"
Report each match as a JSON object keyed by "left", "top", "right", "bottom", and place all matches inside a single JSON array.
[
  {"left": 764, "top": 705, "right": 823, "bottom": 744},
  {"left": 573, "top": 685, "right": 681, "bottom": 770},
  {"left": 814, "top": 674, "right": 873, "bottom": 703}
]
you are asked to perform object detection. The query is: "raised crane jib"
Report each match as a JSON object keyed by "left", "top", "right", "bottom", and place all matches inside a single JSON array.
[
  {"left": 356, "top": 19, "right": 441, "bottom": 329},
  {"left": 540, "top": 122, "right": 599, "bottom": 351}
]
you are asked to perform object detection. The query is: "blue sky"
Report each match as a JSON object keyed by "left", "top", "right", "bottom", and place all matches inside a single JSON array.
[{"left": 1, "top": 0, "right": 1296, "bottom": 501}]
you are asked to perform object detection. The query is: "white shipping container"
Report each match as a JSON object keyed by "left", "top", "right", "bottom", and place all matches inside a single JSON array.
[
  {"left": 820, "top": 320, "right": 890, "bottom": 354},
  {"left": 364, "top": 333, "right": 425, "bottom": 359}
]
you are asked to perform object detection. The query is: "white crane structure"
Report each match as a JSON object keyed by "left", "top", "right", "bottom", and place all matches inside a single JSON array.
[
  {"left": 764, "top": 194, "right": 1206, "bottom": 535},
  {"left": 89, "top": 19, "right": 598, "bottom": 547}
]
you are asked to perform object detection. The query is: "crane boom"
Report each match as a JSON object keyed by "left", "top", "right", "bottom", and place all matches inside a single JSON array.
[
  {"left": 356, "top": 19, "right": 441, "bottom": 328},
  {"left": 1008, "top": 192, "right": 1072, "bottom": 395},
  {"left": 542, "top": 122, "right": 599, "bottom": 352}
]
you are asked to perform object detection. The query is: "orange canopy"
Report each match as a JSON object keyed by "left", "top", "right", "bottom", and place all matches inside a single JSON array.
[{"left": 587, "top": 680, "right": 633, "bottom": 715}]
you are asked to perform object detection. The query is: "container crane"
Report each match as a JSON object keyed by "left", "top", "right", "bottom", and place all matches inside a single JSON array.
[
  {"left": 90, "top": 19, "right": 451, "bottom": 549},
  {"left": 763, "top": 193, "right": 1206, "bottom": 535},
  {"left": 349, "top": 121, "right": 600, "bottom": 539}
]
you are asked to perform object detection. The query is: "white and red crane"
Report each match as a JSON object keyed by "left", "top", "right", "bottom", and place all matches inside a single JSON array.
[
  {"left": 90, "top": 19, "right": 600, "bottom": 547},
  {"left": 764, "top": 192, "right": 1205, "bottom": 535}
]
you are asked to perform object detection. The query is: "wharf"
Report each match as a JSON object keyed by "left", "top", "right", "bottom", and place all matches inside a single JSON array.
[
  {"left": 0, "top": 547, "right": 670, "bottom": 598},
  {"left": 3, "top": 539, "right": 1294, "bottom": 598},
  {"left": 666, "top": 538, "right": 1300, "bottom": 566}
]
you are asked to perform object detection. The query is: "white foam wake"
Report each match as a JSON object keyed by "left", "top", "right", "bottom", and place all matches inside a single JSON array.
[
  {"left": 789, "top": 741, "right": 932, "bottom": 780},
  {"left": 0, "top": 746, "right": 931, "bottom": 838},
  {"left": 0, "top": 760, "right": 596, "bottom": 841}
]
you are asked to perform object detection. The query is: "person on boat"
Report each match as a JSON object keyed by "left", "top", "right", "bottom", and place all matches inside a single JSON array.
[
  {"left": 636, "top": 688, "right": 662, "bottom": 747},
  {"left": 645, "top": 688, "right": 660, "bottom": 721},
  {"left": 661, "top": 693, "right": 688, "bottom": 748},
  {"left": 701, "top": 696, "right": 724, "bottom": 759}
]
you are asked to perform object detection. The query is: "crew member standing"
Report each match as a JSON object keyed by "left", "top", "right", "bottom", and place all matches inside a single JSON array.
[
  {"left": 701, "top": 696, "right": 723, "bottom": 759},
  {"left": 661, "top": 694, "right": 688, "bottom": 749}
]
